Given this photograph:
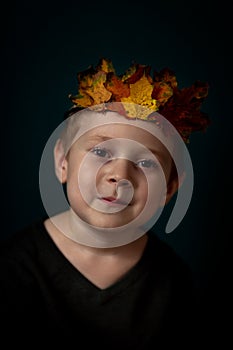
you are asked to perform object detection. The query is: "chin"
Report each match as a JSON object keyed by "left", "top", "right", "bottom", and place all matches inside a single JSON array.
[{"left": 85, "top": 213, "right": 137, "bottom": 229}]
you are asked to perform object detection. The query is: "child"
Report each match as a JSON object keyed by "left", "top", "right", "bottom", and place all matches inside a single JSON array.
[{"left": 0, "top": 58, "right": 210, "bottom": 348}]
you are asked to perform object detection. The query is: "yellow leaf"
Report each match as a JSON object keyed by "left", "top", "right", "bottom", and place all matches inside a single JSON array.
[
  {"left": 85, "top": 71, "right": 112, "bottom": 104},
  {"left": 121, "top": 75, "right": 158, "bottom": 116},
  {"left": 97, "top": 58, "right": 115, "bottom": 74}
]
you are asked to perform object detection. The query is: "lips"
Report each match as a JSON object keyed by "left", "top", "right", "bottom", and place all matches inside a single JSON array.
[
  {"left": 103, "top": 196, "right": 117, "bottom": 202},
  {"left": 101, "top": 197, "right": 129, "bottom": 206}
]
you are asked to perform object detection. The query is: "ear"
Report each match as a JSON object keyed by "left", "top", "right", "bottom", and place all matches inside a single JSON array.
[
  {"left": 54, "top": 139, "right": 68, "bottom": 184},
  {"left": 162, "top": 171, "right": 186, "bottom": 206}
]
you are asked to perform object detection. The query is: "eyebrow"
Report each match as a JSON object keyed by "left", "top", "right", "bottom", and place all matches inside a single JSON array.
[{"left": 87, "top": 135, "right": 112, "bottom": 142}]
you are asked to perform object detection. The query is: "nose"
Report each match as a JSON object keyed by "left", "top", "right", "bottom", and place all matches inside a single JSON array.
[{"left": 106, "top": 158, "right": 134, "bottom": 184}]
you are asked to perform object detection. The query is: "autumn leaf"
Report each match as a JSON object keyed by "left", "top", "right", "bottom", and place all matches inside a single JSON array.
[
  {"left": 67, "top": 58, "right": 210, "bottom": 143},
  {"left": 96, "top": 57, "right": 115, "bottom": 74},
  {"left": 105, "top": 73, "right": 130, "bottom": 101},
  {"left": 152, "top": 82, "right": 173, "bottom": 105},
  {"left": 69, "top": 91, "right": 93, "bottom": 108},
  {"left": 154, "top": 67, "right": 178, "bottom": 89},
  {"left": 121, "top": 75, "right": 158, "bottom": 112},
  {"left": 83, "top": 71, "right": 112, "bottom": 104},
  {"left": 123, "top": 63, "right": 151, "bottom": 84}
]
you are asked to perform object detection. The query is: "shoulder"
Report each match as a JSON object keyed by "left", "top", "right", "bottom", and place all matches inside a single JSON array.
[
  {"left": 0, "top": 218, "right": 50, "bottom": 264},
  {"left": 145, "top": 231, "right": 194, "bottom": 284},
  {"left": 146, "top": 231, "right": 185, "bottom": 264},
  {"left": 145, "top": 232, "right": 198, "bottom": 319}
]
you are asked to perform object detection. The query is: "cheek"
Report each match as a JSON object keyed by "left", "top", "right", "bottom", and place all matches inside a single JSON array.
[
  {"left": 146, "top": 172, "right": 167, "bottom": 206},
  {"left": 71, "top": 161, "right": 107, "bottom": 209},
  {"left": 138, "top": 179, "right": 148, "bottom": 204}
]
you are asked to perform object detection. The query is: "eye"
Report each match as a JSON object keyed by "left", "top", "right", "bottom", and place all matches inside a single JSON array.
[
  {"left": 137, "top": 159, "right": 158, "bottom": 168},
  {"left": 91, "top": 147, "right": 111, "bottom": 158}
]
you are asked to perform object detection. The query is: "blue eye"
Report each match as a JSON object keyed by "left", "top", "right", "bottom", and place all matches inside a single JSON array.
[
  {"left": 91, "top": 147, "right": 111, "bottom": 158},
  {"left": 137, "top": 159, "right": 158, "bottom": 168}
]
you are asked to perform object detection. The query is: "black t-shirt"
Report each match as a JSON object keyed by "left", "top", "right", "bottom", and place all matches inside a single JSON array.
[{"left": 0, "top": 220, "right": 198, "bottom": 348}]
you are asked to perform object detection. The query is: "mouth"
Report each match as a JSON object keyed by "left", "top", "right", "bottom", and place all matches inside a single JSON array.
[{"left": 100, "top": 196, "right": 130, "bottom": 206}]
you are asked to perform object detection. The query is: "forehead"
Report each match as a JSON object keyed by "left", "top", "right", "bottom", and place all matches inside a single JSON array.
[
  {"left": 70, "top": 110, "right": 169, "bottom": 144},
  {"left": 81, "top": 123, "right": 164, "bottom": 148}
]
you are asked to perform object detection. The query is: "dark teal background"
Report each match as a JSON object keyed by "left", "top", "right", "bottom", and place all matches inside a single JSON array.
[{"left": 1, "top": 0, "right": 232, "bottom": 343}]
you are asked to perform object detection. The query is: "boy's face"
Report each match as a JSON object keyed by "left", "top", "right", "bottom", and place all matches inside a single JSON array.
[{"left": 60, "top": 121, "right": 175, "bottom": 229}]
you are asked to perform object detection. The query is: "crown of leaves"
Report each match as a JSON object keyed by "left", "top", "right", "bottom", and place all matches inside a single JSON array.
[{"left": 68, "top": 58, "right": 210, "bottom": 143}]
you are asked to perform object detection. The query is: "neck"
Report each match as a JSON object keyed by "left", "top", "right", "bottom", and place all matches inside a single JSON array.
[
  {"left": 48, "top": 209, "right": 146, "bottom": 248},
  {"left": 44, "top": 211, "right": 149, "bottom": 257}
]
